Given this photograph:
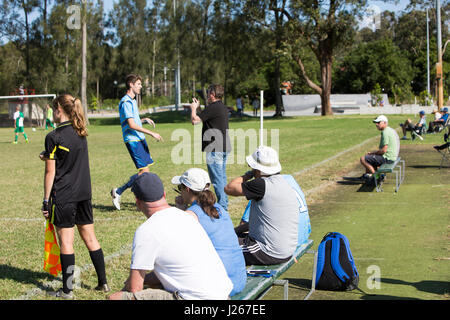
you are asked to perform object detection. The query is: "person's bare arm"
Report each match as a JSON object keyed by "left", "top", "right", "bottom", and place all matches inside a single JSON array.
[
  {"left": 42, "top": 159, "right": 55, "bottom": 219},
  {"left": 127, "top": 118, "right": 163, "bottom": 142}
]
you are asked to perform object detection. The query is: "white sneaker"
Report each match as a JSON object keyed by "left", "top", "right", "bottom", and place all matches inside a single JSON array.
[{"left": 111, "top": 188, "right": 121, "bottom": 210}]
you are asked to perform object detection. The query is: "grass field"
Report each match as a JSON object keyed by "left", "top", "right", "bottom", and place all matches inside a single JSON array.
[{"left": 0, "top": 112, "right": 448, "bottom": 300}]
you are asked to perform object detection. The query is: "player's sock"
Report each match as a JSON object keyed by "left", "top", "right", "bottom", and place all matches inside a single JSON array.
[
  {"left": 89, "top": 248, "right": 107, "bottom": 286},
  {"left": 14, "top": 135, "right": 18, "bottom": 142},
  {"left": 24, "top": 133, "right": 28, "bottom": 141},
  {"left": 60, "top": 253, "right": 75, "bottom": 294}
]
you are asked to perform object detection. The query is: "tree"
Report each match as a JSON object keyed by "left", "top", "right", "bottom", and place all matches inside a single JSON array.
[{"left": 279, "top": 0, "right": 367, "bottom": 115}]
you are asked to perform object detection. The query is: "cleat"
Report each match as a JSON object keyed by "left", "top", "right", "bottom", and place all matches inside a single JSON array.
[
  {"left": 47, "top": 288, "right": 74, "bottom": 299},
  {"left": 111, "top": 188, "right": 121, "bottom": 210},
  {"left": 95, "top": 283, "right": 110, "bottom": 293}
]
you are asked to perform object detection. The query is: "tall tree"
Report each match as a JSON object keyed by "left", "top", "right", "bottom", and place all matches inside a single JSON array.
[{"left": 279, "top": 0, "right": 367, "bottom": 115}]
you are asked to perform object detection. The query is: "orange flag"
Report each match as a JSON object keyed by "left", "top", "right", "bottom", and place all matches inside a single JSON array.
[{"left": 43, "top": 219, "right": 62, "bottom": 276}]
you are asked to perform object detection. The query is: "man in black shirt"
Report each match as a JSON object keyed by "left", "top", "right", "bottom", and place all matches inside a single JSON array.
[{"left": 189, "top": 84, "right": 231, "bottom": 211}]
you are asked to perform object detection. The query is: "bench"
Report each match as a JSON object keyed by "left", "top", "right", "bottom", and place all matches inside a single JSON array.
[
  {"left": 374, "top": 157, "right": 405, "bottom": 193},
  {"left": 231, "top": 239, "right": 316, "bottom": 300}
]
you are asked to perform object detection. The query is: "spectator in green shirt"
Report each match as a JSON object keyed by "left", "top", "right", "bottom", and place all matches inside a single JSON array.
[{"left": 359, "top": 115, "right": 399, "bottom": 181}]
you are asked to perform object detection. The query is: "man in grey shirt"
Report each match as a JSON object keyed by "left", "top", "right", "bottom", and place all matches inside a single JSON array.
[{"left": 225, "top": 146, "right": 299, "bottom": 265}]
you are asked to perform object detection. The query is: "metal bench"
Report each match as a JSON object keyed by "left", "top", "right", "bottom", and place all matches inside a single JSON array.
[
  {"left": 374, "top": 157, "right": 405, "bottom": 192},
  {"left": 231, "top": 239, "right": 316, "bottom": 300}
]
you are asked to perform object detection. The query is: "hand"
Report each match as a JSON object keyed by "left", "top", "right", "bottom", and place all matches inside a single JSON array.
[
  {"left": 142, "top": 118, "right": 155, "bottom": 128},
  {"left": 190, "top": 98, "right": 200, "bottom": 110},
  {"left": 39, "top": 151, "right": 47, "bottom": 161},
  {"left": 42, "top": 200, "right": 50, "bottom": 219},
  {"left": 175, "top": 196, "right": 187, "bottom": 210},
  {"left": 151, "top": 132, "right": 163, "bottom": 142}
]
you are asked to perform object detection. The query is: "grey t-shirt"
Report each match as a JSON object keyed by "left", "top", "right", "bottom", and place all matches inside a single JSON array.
[{"left": 242, "top": 175, "right": 299, "bottom": 259}]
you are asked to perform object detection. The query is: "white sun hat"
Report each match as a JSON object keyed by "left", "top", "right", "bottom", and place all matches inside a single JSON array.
[
  {"left": 171, "top": 168, "right": 211, "bottom": 192},
  {"left": 246, "top": 145, "right": 282, "bottom": 175}
]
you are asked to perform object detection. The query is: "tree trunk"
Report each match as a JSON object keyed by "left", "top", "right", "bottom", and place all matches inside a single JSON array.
[{"left": 320, "top": 56, "right": 333, "bottom": 116}]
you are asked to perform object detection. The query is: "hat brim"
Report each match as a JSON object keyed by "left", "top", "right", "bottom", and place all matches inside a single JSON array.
[
  {"left": 246, "top": 155, "right": 282, "bottom": 175},
  {"left": 171, "top": 176, "right": 182, "bottom": 185}
]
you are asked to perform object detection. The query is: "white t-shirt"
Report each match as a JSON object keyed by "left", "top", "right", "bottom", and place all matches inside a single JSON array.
[{"left": 131, "top": 207, "right": 233, "bottom": 300}]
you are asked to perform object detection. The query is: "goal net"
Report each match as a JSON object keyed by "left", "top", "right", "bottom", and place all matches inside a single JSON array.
[{"left": 0, "top": 94, "right": 56, "bottom": 127}]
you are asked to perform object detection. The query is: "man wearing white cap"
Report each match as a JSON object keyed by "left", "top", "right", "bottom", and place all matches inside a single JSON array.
[
  {"left": 224, "top": 146, "right": 300, "bottom": 265},
  {"left": 359, "top": 115, "right": 399, "bottom": 181}
]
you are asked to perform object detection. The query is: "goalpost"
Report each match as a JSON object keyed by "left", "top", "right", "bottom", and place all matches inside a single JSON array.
[{"left": 0, "top": 94, "right": 56, "bottom": 127}]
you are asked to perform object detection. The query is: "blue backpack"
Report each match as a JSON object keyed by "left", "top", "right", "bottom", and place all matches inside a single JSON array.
[{"left": 315, "top": 232, "right": 359, "bottom": 291}]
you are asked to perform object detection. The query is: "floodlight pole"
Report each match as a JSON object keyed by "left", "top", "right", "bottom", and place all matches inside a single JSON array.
[
  {"left": 174, "top": 0, "right": 181, "bottom": 111},
  {"left": 436, "top": 0, "right": 444, "bottom": 111},
  {"left": 426, "top": 8, "right": 430, "bottom": 97}
]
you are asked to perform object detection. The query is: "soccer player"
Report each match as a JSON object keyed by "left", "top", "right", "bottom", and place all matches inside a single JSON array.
[
  {"left": 13, "top": 106, "right": 28, "bottom": 144},
  {"left": 110, "top": 74, "right": 163, "bottom": 210},
  {"left": 40, "top": 94, "right": 109, "bottom": 299},
  {"left": 45, "top": 104, "right": 56, "bottom": 130}
]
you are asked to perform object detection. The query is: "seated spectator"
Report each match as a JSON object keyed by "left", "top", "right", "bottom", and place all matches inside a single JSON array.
[
  {"left": 400, "top": 110, "right": 426, "bottom": 140},
  {"left": 171, "top": 168, "right": 246, "bottom": 297},
  {"left": 224, "top": 146, "right": 299, "bottom": 266},
  {"left": 108, "top": 172, "right": 232, "bottom": 300},
  {"left": 432, "top": 108, "right": 442, "bottom": 121},
  {"left": 360, "top": 115, "right": 399, "bottom": 181},
  {"left": 428, "top": 107, "right": 449, "bottom": 133}
]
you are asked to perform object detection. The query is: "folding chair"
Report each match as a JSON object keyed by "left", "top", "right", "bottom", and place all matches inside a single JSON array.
[{"left": 434, "top": 133, "right": 450, "bottom": 169}]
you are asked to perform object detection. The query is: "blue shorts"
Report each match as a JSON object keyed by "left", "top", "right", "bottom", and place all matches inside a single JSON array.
[{"left": 125, "top": 140, "right": 154, "bottom": 170}]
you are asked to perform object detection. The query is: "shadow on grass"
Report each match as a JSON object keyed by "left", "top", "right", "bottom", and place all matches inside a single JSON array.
[
  {"left": 92, "top": 202, "right": 137, "bottom": 212},
  {"left": 381, "top": 278, "right": 450, "bottom": 296},
  {"left": 286, "top": 278, "right": 421, "bottom": 300},
  {"left": 0, "top": 265, "right": 55, "bottom": 289},
  {"left": 336, "top": 177, "right": 376, "bottom": 192}
]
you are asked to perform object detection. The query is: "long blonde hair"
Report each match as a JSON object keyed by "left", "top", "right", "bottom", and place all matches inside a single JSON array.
[{"left": 52, "top": 94, "right": 88, "bottom": 137}]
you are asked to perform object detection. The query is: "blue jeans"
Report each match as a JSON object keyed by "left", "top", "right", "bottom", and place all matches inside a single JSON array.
[
  {"left": 206, "top": 152, "right": 229, "bottom": 211},
  {"left": 116, "top": 173, "right": 138, "bottom": 195}
]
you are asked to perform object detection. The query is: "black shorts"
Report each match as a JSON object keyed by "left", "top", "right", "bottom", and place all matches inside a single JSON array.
[
  {"left": 364, "top": 154, "right": 388, "bottom": 170},
  {"left": 49, "top": 198, "right": 94, "bottom": 228},
  {"left": 238, "top": 234, "right": 291, "bottom": 266}
]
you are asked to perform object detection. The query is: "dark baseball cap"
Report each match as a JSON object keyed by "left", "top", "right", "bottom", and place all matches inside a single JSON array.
[{"left": 131, "top": 172, "right": 165, "bottom": 202}]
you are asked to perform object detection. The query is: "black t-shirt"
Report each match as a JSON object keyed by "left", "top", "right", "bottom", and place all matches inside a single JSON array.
[
  {"left": 242, "top": 178, "right": 266, "bottom": 201},
  {"left": 43, "top": 121, "right": 92, "bottom": 203},
  {"left": 198, "top": 100, "right": 231, "bottom": 152}
]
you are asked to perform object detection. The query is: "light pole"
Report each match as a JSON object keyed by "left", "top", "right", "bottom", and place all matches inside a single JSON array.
[
  {"left": 426, "top": 8, "right": 430, "bottom": 97},
  {"left": 436, "top": 0, "right": 444, "bottom": 111},
  {"left": 174, "top": 0, "right": 181, "bottom": 111}
]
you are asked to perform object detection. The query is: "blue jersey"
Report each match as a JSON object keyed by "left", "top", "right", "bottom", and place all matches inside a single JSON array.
[
  {"left": 188, "top": 201, "right": 247, "bottom": 297},
  {"left": 119, "top": 94, "right": 145, "bottom": 143}
]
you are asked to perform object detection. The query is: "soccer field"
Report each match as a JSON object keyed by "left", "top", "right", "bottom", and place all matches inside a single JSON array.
[{"left": 0, "top": 113, "right": 448, "bottom": 300}]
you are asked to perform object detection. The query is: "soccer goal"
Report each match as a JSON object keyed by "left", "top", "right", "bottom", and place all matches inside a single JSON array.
[{"left": 0, "top": 94, "right": 56, "bottom": 127}]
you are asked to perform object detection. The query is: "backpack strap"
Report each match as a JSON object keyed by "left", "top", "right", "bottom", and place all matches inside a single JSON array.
[
  {"left": 330, "top": 237, "right": 350, "bottom": 284},
  {"left": 315, "top": 239, "right": 327, "bottom": 286}
]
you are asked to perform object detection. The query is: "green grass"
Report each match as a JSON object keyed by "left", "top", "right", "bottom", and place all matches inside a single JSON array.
[{"left": 0, "top": 113, "right": 448, "bottom": 300}]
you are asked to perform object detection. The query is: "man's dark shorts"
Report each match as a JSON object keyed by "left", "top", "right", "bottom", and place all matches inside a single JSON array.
[{"left": 364, "top": 154, "right": 391, "bottom": 170}]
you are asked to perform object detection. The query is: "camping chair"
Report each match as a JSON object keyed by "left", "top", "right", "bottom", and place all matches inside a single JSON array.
[
  {"left": 433, "top": 133, "right": 450, "bottom": 169},
  {"left": 411, "top": 122, "right": 427, "bottom": 141},
  {"left": 435, "top": 116, "right": 449, "bottom": 133}
]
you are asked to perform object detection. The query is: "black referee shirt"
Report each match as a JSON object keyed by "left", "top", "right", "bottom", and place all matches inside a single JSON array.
[{"left": 43, "top": 121, "right": 92, "bottom": 204}]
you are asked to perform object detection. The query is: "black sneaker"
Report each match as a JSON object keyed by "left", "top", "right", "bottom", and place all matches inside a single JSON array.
[{"left": 95, "top": 284, "right": 110, "bottom": 293}]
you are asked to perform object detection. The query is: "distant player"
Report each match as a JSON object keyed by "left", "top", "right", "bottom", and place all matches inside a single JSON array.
[
  {"left": 110, "top": 74, "right": 163, "bottom": 210},
  {"left": 45, "top": 104, "right": 56, "bottom": 130},
  {"left": 13, "top": 105, "right": 28, "bottom": 144}
]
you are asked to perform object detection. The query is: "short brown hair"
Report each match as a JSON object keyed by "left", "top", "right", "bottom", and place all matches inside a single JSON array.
[
  {"left": 207, "top": 84, "right": 224, "bottom": 100},
  {"left": 125, "top": 74, "right": 142, "bottom": 90}
]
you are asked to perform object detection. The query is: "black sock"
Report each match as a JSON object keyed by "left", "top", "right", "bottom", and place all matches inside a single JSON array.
[
  {"left": 89, "top": 248, "right": 107, "bottom": 286},
  {"left": 60, "top": 253, "right": 75, "bottom": 294}
]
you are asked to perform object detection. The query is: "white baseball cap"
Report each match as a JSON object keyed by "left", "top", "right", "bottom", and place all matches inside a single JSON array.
[
  {"left": 246, "top": 145, "right": 282, "bottom": 175},
  {"left": 171, "top": 168, "right": 211, "bottom": 192},
  {"left": 373, "top": 115, "right": 388, "bottom": 123}
]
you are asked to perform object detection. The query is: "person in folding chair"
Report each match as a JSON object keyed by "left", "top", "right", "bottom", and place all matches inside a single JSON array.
[
  {"left": 433, "top": 133, "right": 450, "bottom": 168},
  {"left": 400, "top": 110, "right": 426, "bottom": 140},
  {"left": 428, "top": 107, "right": 449, "bottom": 133}
]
